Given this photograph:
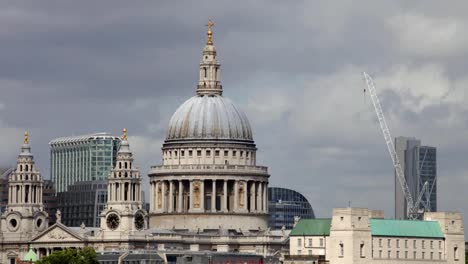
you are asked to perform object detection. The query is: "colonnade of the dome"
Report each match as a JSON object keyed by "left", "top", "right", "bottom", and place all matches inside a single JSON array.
[{"left": 149, "top": 178, "right": 268, "bottom": 214}]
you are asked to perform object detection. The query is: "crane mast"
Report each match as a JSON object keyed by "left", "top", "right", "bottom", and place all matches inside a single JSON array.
[{"left": 362, "top": 72, "right": 418, "bottom": 219}]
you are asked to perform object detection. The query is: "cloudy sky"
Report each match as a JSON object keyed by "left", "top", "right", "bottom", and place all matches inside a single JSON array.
[{"left": 1, "top": 1, "right": 467, "bottom": 225}]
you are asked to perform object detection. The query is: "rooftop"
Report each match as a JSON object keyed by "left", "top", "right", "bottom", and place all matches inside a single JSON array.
[
  {"left": 370, "top": 219, "right": 444, "bottom": 238},
  {"left": 290, "top": 219, "right": 331, "bottom": 236},
  {"left": 49, "top": 132, "right": 120, "bottom": 145}
]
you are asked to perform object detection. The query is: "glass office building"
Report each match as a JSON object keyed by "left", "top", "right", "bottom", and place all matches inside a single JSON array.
[
  {"left": 268, "top": 187, "right": 315, "bottom": 230},
  {"left": 57, "top": 180, "right": 108, "bottom": 227},
  {"left": 50, "top": 133, "right": 120, "bottom": 193},
  {"left": 394, "top": 137, "right": 437, "bottom": 219}
]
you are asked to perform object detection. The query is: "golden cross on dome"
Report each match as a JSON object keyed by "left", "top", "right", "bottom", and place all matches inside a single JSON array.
[
  {"left": 123, "top": 128, "right": 127, "bottom": 141},
  {"left": 206, "top": 19, "right": 214, "bottom": 45},
  {"left": 24, "top": 131, "right": 29, "bottom": 144}
]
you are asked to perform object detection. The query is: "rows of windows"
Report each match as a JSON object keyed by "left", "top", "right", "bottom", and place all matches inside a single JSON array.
[
  {"left": 297, "top": 238, "right": 325, "bottom": 248},
  {"left": 374, "top": 249, "right": 443, "bottom": 260},
  {"left": 164, "top": 149, "right": 254, "bottom": 159},
  {"left": 377, "top": 238, "right": 442, "bottom": 250}
]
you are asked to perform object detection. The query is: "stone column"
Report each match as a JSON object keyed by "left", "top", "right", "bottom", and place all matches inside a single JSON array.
[
  {"left": 189, "top": 180, "right": 193, "bottom": 212},
  {"left": 263, "top": 182, "right": 267, "bottom": 213},
  {"left": 234, "top": 180, "right": 239, "bottom": 212},
  {"left": 200, "top": 180, "right": 205, "bottom": 211},
  {"left": 155, "top": 181, "right": 160, "bottom": 212},
  {"left": 161, "top": 181, "right": 167, "bottom": 213},
  {"left": 178, "top": 180, "right": 183, "bottom": 212},
  {"left": 168, "top": 180, "right": 174, "bottom": 213},
  {"left": 223, "top": 180, "right": 228, "bottom": 212},
  {"left": 250, "top": 182, "right": 256, "bottom": 212},
  {"left": 257, "top": 182, "right": 263, "bottom": 212},
  {"left": 211, "top": 180, "right": 216, "bottom": 212},
  {"left": 149, "top": 182, "right": 153, "bottom": 211},
  {"left": 243, "top": 182, "right": 248, "bottom": 212}
]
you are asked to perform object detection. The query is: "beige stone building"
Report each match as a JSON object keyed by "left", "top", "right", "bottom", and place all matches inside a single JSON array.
[{"left": 286, "top": 207, "right": 465, "bottom": 264}]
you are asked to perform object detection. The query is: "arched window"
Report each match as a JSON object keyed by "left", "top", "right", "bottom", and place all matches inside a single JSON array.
[
  {"left": 19, "top": 165, "right": 22, "bottom": 171},
  {"left": 125, "top": 162, "right": 128, "bottom": 169},
  {"left": 204, "top": 67, "right": 207, "bottom": 78},
  {"left": 25, "top": 165, "right": 28, "bottom": 172},
  {"left": 124, "top": 172, "right": 128, "bottom": 178},
  {"left": 119, "top": 162, "right": 122, "bottom": 169}
]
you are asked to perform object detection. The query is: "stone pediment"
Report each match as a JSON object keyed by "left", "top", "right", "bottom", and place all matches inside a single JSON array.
[{"left": 31, "top": 223, "right": 84, "bottom": 243}]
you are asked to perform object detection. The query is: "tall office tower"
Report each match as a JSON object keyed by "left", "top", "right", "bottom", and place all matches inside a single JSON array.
[
  {"left": 395, "top": 137, "right": 437, "bottom": 219},
  {"left": 49, "top": 133, "right": 120, "bottom": 193}
]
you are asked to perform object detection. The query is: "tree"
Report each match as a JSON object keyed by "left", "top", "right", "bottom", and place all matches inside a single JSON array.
[{"left": 37, "top": 247, "right": 98, "bottom": 264}]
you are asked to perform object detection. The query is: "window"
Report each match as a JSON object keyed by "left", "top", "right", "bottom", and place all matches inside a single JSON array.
[
  {"left": 405, "top": 251, "right": 408, "bottom": 259},
  {"left": 430, "top": 252, "right": 433, "bottom": 259},
  {"left": 360, "top": 243, "right": 365, "bottom": 258},
  {"left": 396, "top": 239, "right": 400, "bottom": 248},
  {"left": 174, "top": 150, "right": 178, "bottom": 156},
  {"left": 224, "top": 150, "right": 228, "bottom": 156},
  {"left": 439, "top": 241, "right": 442, "bottom": 249},
  {"left": 206, "top": 150, "right": 211, "bottom": 156},
  {"left": 379, "top": 239, "right": 382, "bottom": 247},
  {"left": 215, "top": 150, "right": 220, "bottom": 156},
  {"left": 233, "top": 151, "right": 237, "bottom": 157},
  {"left": 405, "top": 239, "right": 408, "bottom": 248},
  {"left": 320, "top": 238, "right": 324, "bottom": 247},
  {"left": 387, "top": 251, "right": 390, "bottom": 258},
  {"left": 308, "top": 238, "right": 312, "bottom": 247},
  {"left": 189, "top": 150, "right": 193, "bottom": 156},
  {"left": 181, "top": 150, "right": 185, "bottom": 157},
  {"left": 308, "top": 250, "right": 312, "bottom": 255},
  {"left": 413, "top": 251, "right": 416, "bottom": 259},
  {"left": 422, "top": 252, "right": 425, "bottom": 259},
  {"left": 297, "top": 238, "right": 302, "bottom": 247},
  {"left": 430, "top": 241, "right": 433, "bottom": 249},
  {"left": 396, "top": 251, "right": 399, "bottom": 259},
  {"left": 379, "top": 250, "right": 382, "bottom": 258},
  {"left": 297, "top": 250, "right": 302, "bottom": 255},
  {"left": 340, "top": 243, "right": 344, "bottom": 257},
  {"left": 240, "top": 151, "right": 244, "bottom": 157},
  {"left": 246, "top": 151, "right": 250, "bottom": 158},
  {"left": 422, "top": 240, "right": 425, "bottom": 249},
  {"left": 454, "top": 246, "right": 459, "bottom": 260},
  {"left": 388, "top": 239, "right": 391, "bottom": 248},
  {"left": 197, "top": 150, "right": 202, "bottom": 157},
  {"left": 340, "top": 217, "right": 344, "bottom": 221},
  {"left": 413, "top": 240, "right": 417, "bottom": 249},
  {"left": 439, "top": 252, "right": 442, "bottom": 260}
]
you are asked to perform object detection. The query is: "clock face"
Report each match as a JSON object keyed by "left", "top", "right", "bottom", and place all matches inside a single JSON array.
[
  {"left": 106, "top": 213, "right": 120, "bottom": 230},
  {"left": 134, "top": 213, "right": 145, "bottom": 230}
]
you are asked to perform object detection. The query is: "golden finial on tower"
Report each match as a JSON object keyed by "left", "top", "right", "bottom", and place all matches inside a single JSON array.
[
  {"left": 206, "top": 19, "right": 214, "bottom": 45},
  {"left": 123, "top": 128, "right": 127, "bottom": 141},
  {"left": 24, "top": 131, "right": 29, "bottom": 144}
]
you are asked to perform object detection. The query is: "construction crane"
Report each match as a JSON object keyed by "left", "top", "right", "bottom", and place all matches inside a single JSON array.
[{"left": 362, "top": 72, "right": 424, "bottom": 220}]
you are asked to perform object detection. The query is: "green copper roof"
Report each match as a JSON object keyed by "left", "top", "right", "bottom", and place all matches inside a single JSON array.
[
  {"left": 23, "top": 247, "right": 38, "bottom": 262},
  {"left": 290, "top": 219, "right": 331, "bottom": 236},
  {"left": 370, "top": 219, "right": 444, "bottom": 238}
]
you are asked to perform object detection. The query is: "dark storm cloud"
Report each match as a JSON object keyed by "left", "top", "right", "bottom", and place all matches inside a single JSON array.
[{"left": 1, "top": 0, "right": 468, "bottom": 229}]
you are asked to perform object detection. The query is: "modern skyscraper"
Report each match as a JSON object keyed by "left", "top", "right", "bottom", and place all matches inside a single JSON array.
[
  {"left": 395, "top": 137, "right": 437, "bottom": 219},
  {"left": 49, "top": 133, "right": 120, "bottom": 193},
  {"left": 268, "top": 187, "right": 315, "bottom": 230}
]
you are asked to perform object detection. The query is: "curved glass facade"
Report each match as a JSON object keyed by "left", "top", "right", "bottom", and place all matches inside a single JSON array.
[{"left": 268, "top": 187, "right": 315, "bottom": 230}]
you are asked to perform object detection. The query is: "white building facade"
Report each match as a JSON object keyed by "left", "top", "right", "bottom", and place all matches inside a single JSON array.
[{"left": 287, "top": 207, "right": 465, "bottom": 264}]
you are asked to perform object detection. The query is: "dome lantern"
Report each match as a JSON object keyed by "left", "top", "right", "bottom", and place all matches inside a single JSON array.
[{"left": 196, "top": 19, "right": 223, "bottom": 96}]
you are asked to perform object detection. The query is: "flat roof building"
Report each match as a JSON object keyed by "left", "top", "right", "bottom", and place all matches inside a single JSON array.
[
  {"left": 395, "top": 137, "right": 437, "bottom": 219},
  {"left": 49, "top": 133, "right": 120, "bottom": 193}
]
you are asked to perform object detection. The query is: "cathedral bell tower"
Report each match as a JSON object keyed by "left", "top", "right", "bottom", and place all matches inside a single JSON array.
[
  {"left": 1, "top": 132, "right": 49, "bottom": 240},
  {"left": 100, "top": 129, "right": 147, "bottom": 237}
]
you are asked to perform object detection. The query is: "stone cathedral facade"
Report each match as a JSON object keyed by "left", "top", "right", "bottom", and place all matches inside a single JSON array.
[{"left": 0, "top": 24, "right": 286, "bottom": 263}]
